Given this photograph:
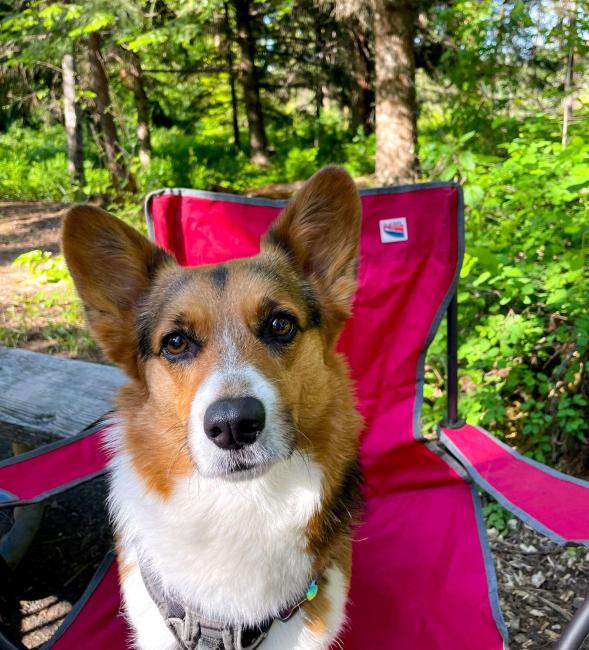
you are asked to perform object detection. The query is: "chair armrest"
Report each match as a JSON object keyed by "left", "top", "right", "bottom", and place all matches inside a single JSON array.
[
  {"left": 0, "top": 422, "right": 111, "bottom": 507},
  {"left": 439, "top": 424, "right": 589, "bottom": 547}
]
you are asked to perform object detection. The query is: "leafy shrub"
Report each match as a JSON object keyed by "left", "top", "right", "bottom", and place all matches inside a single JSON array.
[
  {"left": 343, "top": 130, "right": 376, "bottom": 177},
  {"left": 283, "top": 147, "right": 318, "bottom": 182},
  {"left": 482, "top": 501, "right": 511, "bottom": 533},
  {"left": 0, "top": 109, "right": 376, "bottom": 203},
  {"left": 0, "top": 124, "right": 70, "bottom": 199},
  {"left": 13, "top": 250, "right": 70, "bottom": 283},
  {"left": 422, "top": 115, "right": 589, "bottom": 464}
]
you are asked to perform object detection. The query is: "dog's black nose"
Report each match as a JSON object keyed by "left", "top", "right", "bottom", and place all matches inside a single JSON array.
[{"left": 203, "top": 397, "right": 266, "bottom": 450}]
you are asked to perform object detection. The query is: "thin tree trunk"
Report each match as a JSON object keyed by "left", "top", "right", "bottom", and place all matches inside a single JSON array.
[
  {"left": 314, "top": 20, "right": 324, "bottom": 147},
  {"left": 233, "top": 0, "right": 269, "bottom": 166},
  {"left": 373, "top": 0, "right": 418, "bottom": 184},
  {"left": 562, "top": 48, "right": 574, "bottom": 147},
  {"left": 87, "top": 32, "right": 136, "bottom": 192},
  {"left": 351, "top": 24, "right": 374, "bottom": 135},
  {"left": 562, "top": 1, "right": 577, "bottom": 147},
  {"left": 61, "top": 51, "right": 85, "bottom": 189},
  {"left": 223, "top": 1, "right": 241, "bottom": 150},
  {"left": 120, "top": 49, "right": 152, "bottom": 168}
]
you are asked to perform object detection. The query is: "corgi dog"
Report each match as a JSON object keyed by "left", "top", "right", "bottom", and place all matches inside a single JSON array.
[{"left": 62, "top": 166, "right": 363, "bottom": 650}]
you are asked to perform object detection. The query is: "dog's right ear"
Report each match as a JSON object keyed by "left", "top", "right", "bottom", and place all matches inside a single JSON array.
[
  {"left": 261, "top": 166, "right": 361, "bottom": 338},
  {"left": 62, "top": 205, "right": 174, "bottom": 377}
]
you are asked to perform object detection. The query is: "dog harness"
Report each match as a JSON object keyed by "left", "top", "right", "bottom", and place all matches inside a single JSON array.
[{"left": 140, "top": 563, "right": 319, "bottom": 650}]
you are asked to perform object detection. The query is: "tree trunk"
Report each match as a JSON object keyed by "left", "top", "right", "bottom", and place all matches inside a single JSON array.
[
  {"left": 232, "top": 0, "right": 269, "bottom": 166},
  {"left": 223, "top": 1, "right": 241, "bottom": 150},
  {"left": 373, "top": 0, "right": 418, "bottom": 184},
  {"left": 351, "top": 23, "right": 374, "bottom": 135},
  {"left": 314, "top": 19, "right": 324, "bottom": 147},
  {"left": 87, "top": 31, "right": 136, "bottom": 192},
  {"left": 562, "top": 1, "right": 577, "bottom": 148},
  {"left": 120, "top": 49, "right": 152, "bottom": 168},
  {"left": 61, "top": 51, "right": 85, "bottom": 189}
]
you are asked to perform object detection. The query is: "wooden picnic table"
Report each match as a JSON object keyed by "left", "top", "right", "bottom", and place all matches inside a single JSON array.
[
  {"left": 0, "top": 346, "right": 125, "bottom": 444},
  {"left": 0, "top": 346, "right": 125, "bottom": 571}
]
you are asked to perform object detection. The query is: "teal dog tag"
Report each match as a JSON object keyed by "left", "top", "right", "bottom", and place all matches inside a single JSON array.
[{"left": 306, "top": 578, "right": 318, "bottom": 601}]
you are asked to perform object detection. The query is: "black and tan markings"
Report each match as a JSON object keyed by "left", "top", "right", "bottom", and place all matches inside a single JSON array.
[
  {"left": 208, "top": 264, "right": 229, "bottom": 290},
  {"left": 135, "top": 255, "right": 322, "bottom": 361}
]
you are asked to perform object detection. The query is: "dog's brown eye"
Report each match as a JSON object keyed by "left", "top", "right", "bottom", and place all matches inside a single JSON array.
[
  {"left": 165, "top": 334, "right": 187, "bottom": 354},
  {"left": 270, "top": 316, "right": 294, "bottom": 337},
  {"left": 262, "top": 313, "right": 298, "bottom": 347},
  {"left": 161, "top": 331, "right": 198, "bottom": 362}
]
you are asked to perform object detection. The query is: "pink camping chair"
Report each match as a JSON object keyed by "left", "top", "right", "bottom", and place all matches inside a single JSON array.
[{"left": 1, "top": 182, "right": 588, "bottom": 650}]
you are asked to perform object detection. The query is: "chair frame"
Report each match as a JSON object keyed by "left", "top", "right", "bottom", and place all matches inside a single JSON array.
[{"left": 442, "top": 293, "right": 589, "bottom": 649}]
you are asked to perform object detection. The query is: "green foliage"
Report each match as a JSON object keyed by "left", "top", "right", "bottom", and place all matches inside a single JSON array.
[
  {"left": 0, "top": 124, "right": 67, "bottom": 199},
  {"left": 0, "top": 111, "right": 375, "bottom": 200},
  {"left": 13, "top": 250, "right": 70, "bottom": 283},
  {"left": 482, "top": 501, "right": 511, "bottom": 533},
  {"left": 422, "top": 114, "right": 589, "bottom": 463},
  {"left": 283, "top": 147, "right": 318, "bottom": 182}
]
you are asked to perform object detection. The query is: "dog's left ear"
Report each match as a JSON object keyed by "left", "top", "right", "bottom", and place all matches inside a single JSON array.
[
  {"left": 262, "top": 165, "right": 361, "bottom": 328},
  {"left": 62, "top": 205, "right": 174, "bottom": 377}
]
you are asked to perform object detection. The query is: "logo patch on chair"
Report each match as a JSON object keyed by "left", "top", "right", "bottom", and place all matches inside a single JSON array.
[{"left": 379, "top": 218, "right": 408, "bottom": 243}]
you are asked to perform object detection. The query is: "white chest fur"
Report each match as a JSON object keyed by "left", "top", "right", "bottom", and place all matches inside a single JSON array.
[
  {"left": 109, "top": 449, "right": 324, "bottom": 626},
  {"left": 120, "top": 559, "right": 347, "bottom": 650}
]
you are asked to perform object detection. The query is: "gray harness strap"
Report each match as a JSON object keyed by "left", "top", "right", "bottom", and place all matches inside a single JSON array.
[{"left": 140, "top": 564, "right": 271, "bottom": 650}]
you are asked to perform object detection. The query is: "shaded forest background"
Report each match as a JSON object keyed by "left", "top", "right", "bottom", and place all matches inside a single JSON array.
[{"left": 0, "top": 0, "right": 588, "bottom": 471}]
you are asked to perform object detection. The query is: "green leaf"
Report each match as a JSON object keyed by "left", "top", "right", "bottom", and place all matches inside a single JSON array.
[
  {"left": 464, "top": 184, "right": 484, "bottom": 207},
  {"left": 472, "top": 271, "right": 492, "bottom": 286},
  {"left": 440, "top": 164, "right": 457, "bottom": 181},
  {"left": 471, "top": 246, "right": 499, "bottom": 273},
  {"left": 68, "top": 12, "right": 114, "bottom": 38},
  {"left": 459, "top": 151, "right": 476, "bottom": 171}
]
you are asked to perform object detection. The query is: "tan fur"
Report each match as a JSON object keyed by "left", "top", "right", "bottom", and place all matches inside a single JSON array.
[
  {"left": 303, "top": 540, "right": 352, "bottom": 637},
  {"left": 115, "top": 532, "right": 136, "bottom": 582},
  {"left": 62, "top": 165, "right": 362, "bottom": 642}
]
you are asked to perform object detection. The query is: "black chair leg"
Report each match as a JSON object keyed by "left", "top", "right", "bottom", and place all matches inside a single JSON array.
[{"left": 555, "top": 596, "right": 589, "bottom": 650}]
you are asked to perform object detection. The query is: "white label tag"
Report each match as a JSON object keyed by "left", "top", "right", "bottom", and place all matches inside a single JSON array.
[{"left": 379, "top": 217, "right": 408, "bottom": 243}]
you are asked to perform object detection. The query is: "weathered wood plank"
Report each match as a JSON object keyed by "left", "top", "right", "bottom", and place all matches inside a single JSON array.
[
  {"left": 0, "top": 421, "right": 55, "bottom": 447},
  {"left": 0, "top": 347, "right": 125, "bottom": 439}
]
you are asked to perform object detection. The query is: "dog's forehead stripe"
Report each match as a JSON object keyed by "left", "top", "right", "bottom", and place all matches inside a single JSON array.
[
  {"left": 209, "top": 265, "right": 229, "bottom": 290},
  {"left": 246, "top": 260, "right": 321, "bottom": 328},
  {"left": 245, "top": 260, "right": 285, "bottom": 284}
]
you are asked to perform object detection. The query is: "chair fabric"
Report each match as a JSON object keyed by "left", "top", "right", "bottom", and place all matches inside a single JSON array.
[
  {"left": 440, "top": 424, "right": 589, "bottom": 547},
  {"left": 48, "top": 553, "right": 128, "bottom": 650},
  {"left": 0, "top": 424, "right": 109, "bottom": 506}
]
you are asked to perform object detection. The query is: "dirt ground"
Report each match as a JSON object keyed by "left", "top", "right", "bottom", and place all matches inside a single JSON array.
[
  {"left": 0, "top": 201, "right": 64, "bottom": 300},
  {"left": 0, "top": 201, "right": 101, "bottom": 359},
  {"left": 0, "top": 202, "right": 588, "bottom": 649}
]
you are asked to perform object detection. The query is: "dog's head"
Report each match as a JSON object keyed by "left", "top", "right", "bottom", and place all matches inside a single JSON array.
[{"left": 63, "top": 166, "right": 361, "bottom": 492}]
